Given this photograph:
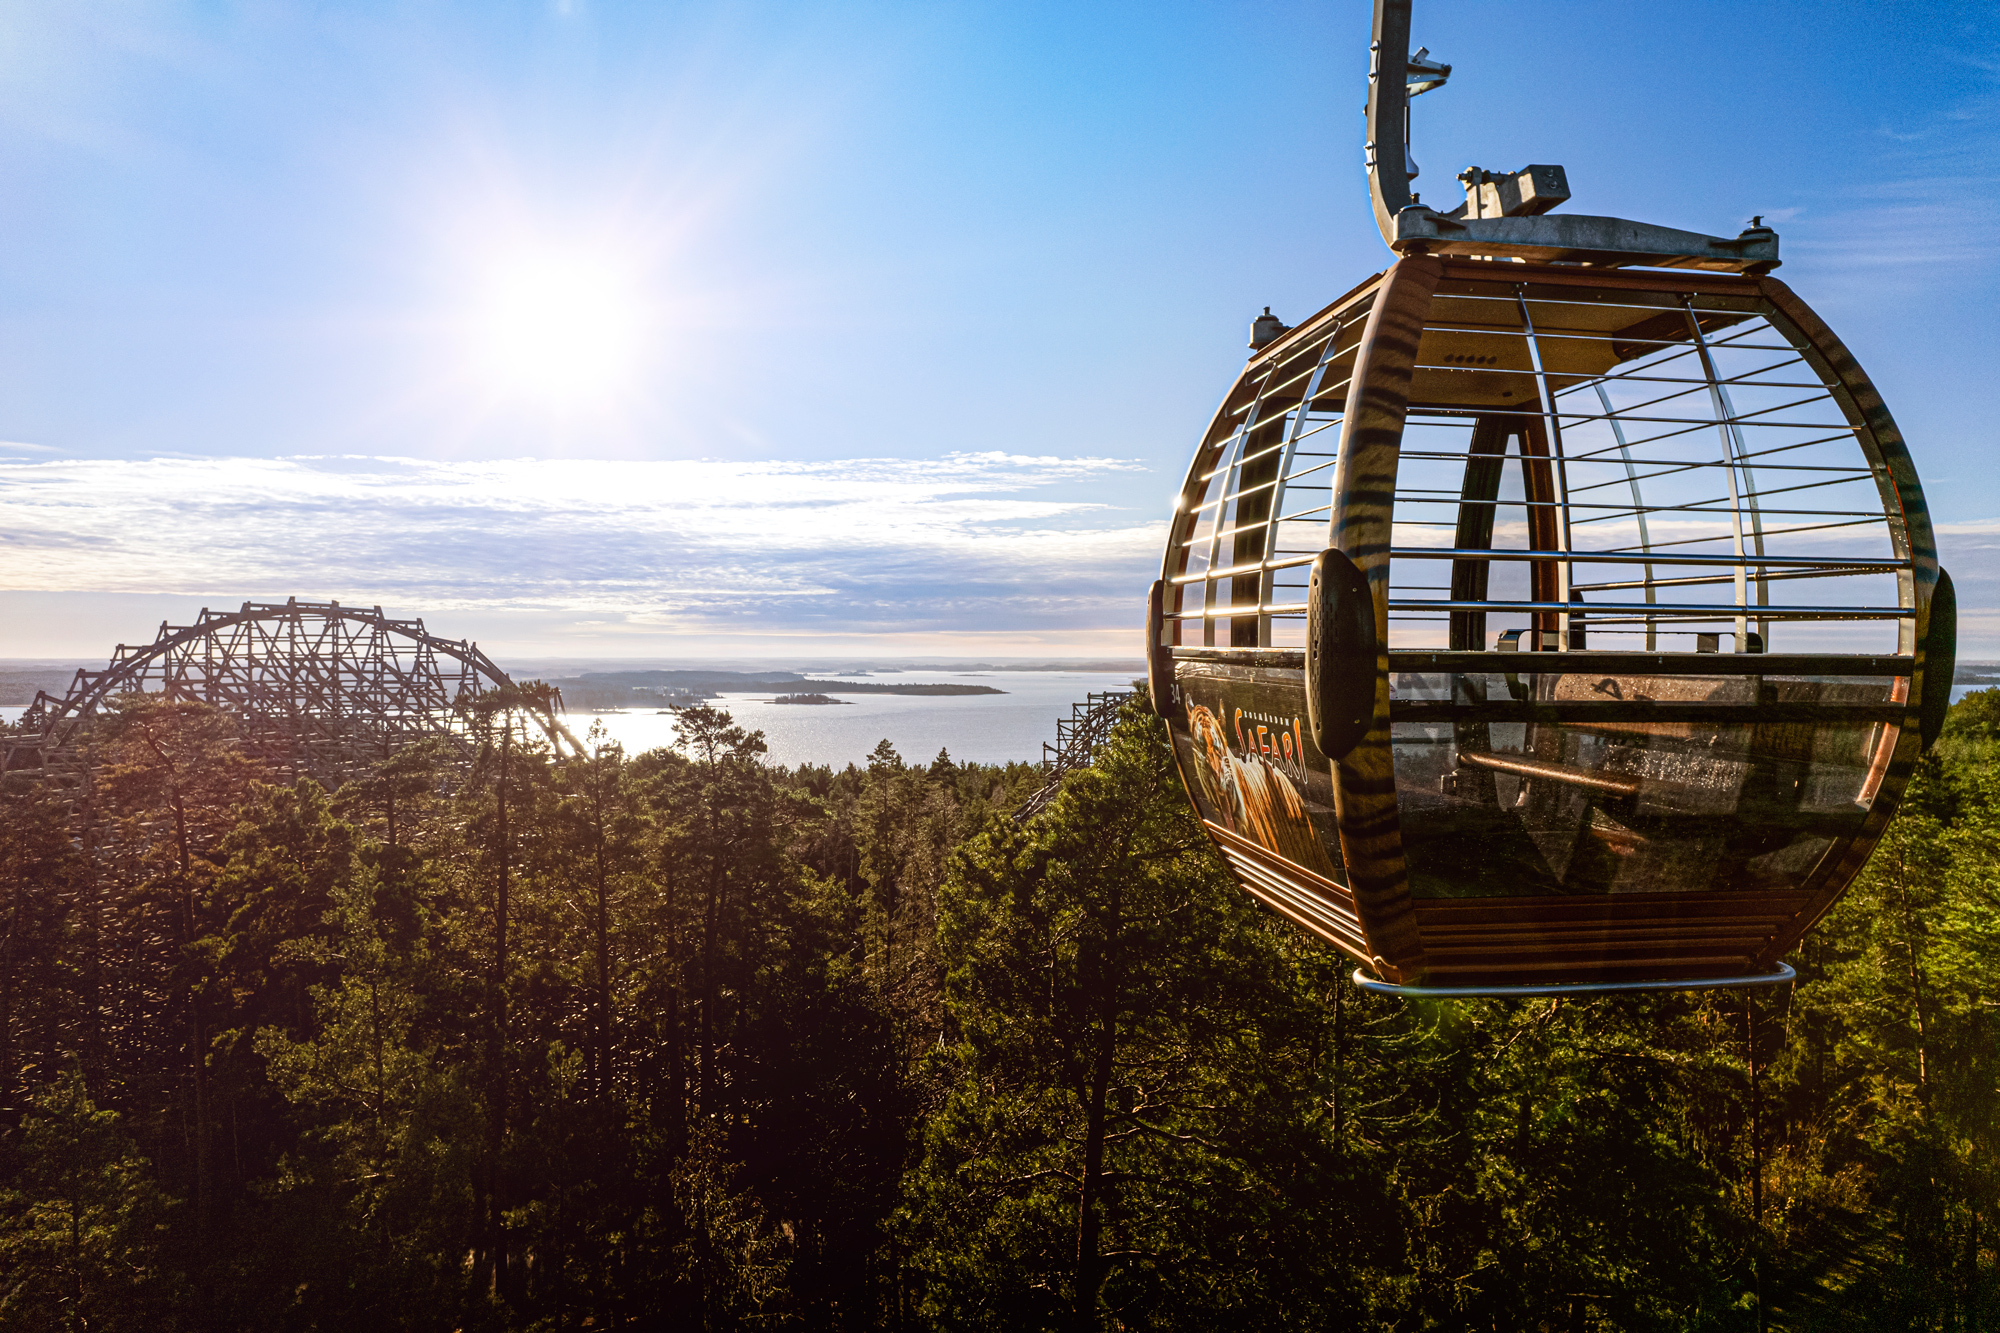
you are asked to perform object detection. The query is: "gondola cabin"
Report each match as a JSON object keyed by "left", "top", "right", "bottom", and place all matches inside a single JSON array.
[{"left": 1149, "top": 1, "right": 1956, "bottom": 995}]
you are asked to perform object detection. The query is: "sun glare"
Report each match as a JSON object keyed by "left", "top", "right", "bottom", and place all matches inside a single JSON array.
[{"left": 470, "top": 249, "right": 649, "bottom": 406}]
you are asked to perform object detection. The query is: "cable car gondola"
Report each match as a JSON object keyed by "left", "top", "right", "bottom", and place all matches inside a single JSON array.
[{"left": 1149, "top": 0, "right": 1956, "bottom": 996}]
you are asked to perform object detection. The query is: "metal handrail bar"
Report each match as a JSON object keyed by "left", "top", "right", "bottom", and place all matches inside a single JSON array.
[
  {"left": 1351, "top": 961, "right": 1798, "bottom": 999},
  {"left": 1168, "top": 600, "right": 1913, "bottom": 620},
  {"left": 1399, "top": 446, "right": 1863, "bottom": 472},
  {"left": 1411, "top": 307, "right": 1775, "bottom": 341},
  {"left": 1557, "top": 366, "right": 1821, "bottom": 411},
  {"left": 1563, "top": 470, "right": 1876, "bottom": 517},
  {"left": 1424, "top": 361, "right": 1830, "bottom": 422},
  {"left": 1442, "top": 288, "right": 1746, "bottom": 311},
  {"left": 1552, "top": 355, "right": 1817, "bottom": 399},
  {"left": 1171, "top": 546, "right": 1903, "bottom": 590},
  {"left": 1261, "top": 317, "right": 1354, "bottom": 646},
  {"left": 1187, "top": 450, "right": 1342, "bottom": 514},
  {"left": 1383, "top": 548, "right": 1905, "bottom": 568},
  {"left": 1409, "top": 326, "right": 1804, "bottom": 363},
  {"left": 1388, "top": 599, "right": 1911, "bottom": 618},
  {"left": 1567, "top": 501, "right": 1873, "bottom": 525},
  {"left": 1545, "top": 376, "right": 1822, "bottom": 429},
  {"left": 1445, "top": 289, "right": 1772, "bottom": 317},
  {"left": 1200, "top": 343, "right": 1296, "bottom": 644},
  {"left": 1178, "top": 483, "right": 1341, "bottom": 550},
  {"left": 1440, "top": 291, "right": 1696, "bottom": 311},
  {"left": 1392, "top": 701, "right": 1902, "bottom": 722},
  {"left": 1577, "top": 419, "right": 1855, "bottom": 465},
  {"left": 1219, "top": 362, "right": 1276, "bottom": 420},
  {"left": 1417, "top": 359, "right": 1825, "bottom": 396},
  {"left": 1382, "top": 650, "right": 1913, "bottom": 674},
  {"left": 1409, "top": 402, "right": 1856, "bottom": 448},
  {"left": 1272, "top": 500, "right": 1334, "bottom": 524},
  {"left": 1190, "top": 438, "right": 1339, "bottom": 499},
  {"left": 1573, "top": 565, "right": 1890, "bottom": 594},
  {"left": 1145, "top": 641, "right": 1922, "bottom": 673},
  {"left": 1566, "top": 461, "right": 1871, "bottom": 495},
  {"left": 1599, "top": 516, "right": 1889, "bottom": 551},
  {"left": 1196, "top": 431, "right": 1293, "bottom": 483},
  {"left": 1231, "top": 318, "right": 1373, "bottom": 397},
  {"left": 1406, "top": 421, "right": 1861, "bottom": 471},
  {"left": 1387, "top": 495, "right": 1882, "bottom": 519},
  {"left": 1402, "top": 392, "right": 1851, "bottom": 431},
  {"left": 1225, "top": 345, "right": 1360, "bottom": 419},
  {"left": 1565, "top": 418, "right": 1855, "bottom": 463},
  {"left": 1195, "top": 408, "right": 1346, "bottom": 483},
  {"left": 1395, "top": 476, "right": 1861, "bottom": 506},
  {"left": 1547, "top": 393, "right": 1846, "bottom": 432},
  {"left": 1400, "top": 348, "right": 1832, "bottom": 410},
  {"left": 1445, "top": 323, "right": 1803, "bottom": 357}
]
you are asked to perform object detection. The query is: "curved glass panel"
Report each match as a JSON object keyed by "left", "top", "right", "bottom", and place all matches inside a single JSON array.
[
  {"left": 1164, "top": 291, "right": 1374, "bottom": 650},
  {"left": 1393, "top": 668, "right": 1899, "bottom": 897},
  {"left": 1387, "top": 276, "right": 1911, "bottom": 897}
]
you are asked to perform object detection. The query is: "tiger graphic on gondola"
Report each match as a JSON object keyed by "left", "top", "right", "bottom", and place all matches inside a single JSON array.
[{"left": 1184, "top": 702, "right": 1339, "bottom": 878}]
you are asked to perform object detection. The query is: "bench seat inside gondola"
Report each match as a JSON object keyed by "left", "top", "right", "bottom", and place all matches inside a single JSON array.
[{"left": 1392, "top": 666, "right": 1900, "bottom": 898}]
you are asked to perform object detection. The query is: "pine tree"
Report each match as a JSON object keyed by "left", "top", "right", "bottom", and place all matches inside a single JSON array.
[{"left": 906, "top": 702, "right": 1358, "bottom": 1330}]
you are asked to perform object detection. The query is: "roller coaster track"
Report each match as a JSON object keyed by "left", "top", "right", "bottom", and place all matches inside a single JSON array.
[
  {"left": 3, "top": 598, "right": 579, "bottom": 782},
  {"left": 1015, "top": 689, "right": 1135, "bottom": 822}
]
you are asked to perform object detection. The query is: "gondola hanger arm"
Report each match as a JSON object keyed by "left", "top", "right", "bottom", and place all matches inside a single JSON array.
[{"left": 1363, "top": 0, "right": 1780, "bottom": 271}]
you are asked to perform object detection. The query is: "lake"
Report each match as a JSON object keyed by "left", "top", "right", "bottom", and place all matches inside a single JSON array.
[
  {"left": 561, "top": 669, "right": 1140, "bottom": 768},
  {"left": 1, "top": 669, "right": 1143, "bottom": 771}
]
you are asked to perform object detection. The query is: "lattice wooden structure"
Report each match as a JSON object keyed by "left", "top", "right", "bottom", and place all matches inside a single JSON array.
[
  {"left": 4, "top": 598, "right": 576, "bottom": 786},
  {"left": 1017, "top": 689, "right": 1137, "bottom": 821}
]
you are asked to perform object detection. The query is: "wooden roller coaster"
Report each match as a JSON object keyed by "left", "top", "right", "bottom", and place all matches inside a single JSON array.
[{"left": 4, "top": 597, "right": 578, "bottom": 787}]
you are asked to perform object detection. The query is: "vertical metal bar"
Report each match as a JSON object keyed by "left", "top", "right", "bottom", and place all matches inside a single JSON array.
[
  {"left": 1688, "top": 304, "right": 1768, "bottom": 652},
  {"left": 1363, "top": 0, "right": 1417, "bottom": 242},
  {"left": 1203, "top": 365, "right": 1278, "bottom": 647},
  {"left": 1515, "top": 287, "right": 1574, "bottom": 648},
  {"left": 1593, "top": 380, "right": 1658, "bottom": 650},
  {"left": 1258, "top": 320, "right": 1348, "bottom": 645},
  {"left": 1685, "top": 298, "right": 1768, "bottom": 650}
]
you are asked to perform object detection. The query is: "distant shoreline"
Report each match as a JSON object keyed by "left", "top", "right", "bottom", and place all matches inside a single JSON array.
[
  {"left": 790, "top": 680, "right": 1001, "bottom": 696},
  {"left": 544, "top": 667, "right": 1009, "bottom": 712}
]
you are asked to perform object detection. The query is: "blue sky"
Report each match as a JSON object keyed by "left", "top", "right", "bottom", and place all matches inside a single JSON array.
[{"left": 1, "top": 0, "right": 1995, "bottom": 659}]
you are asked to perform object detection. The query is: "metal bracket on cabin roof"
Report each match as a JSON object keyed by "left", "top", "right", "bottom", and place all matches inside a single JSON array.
[{"left": 1364, "top": 0, "right": 1781, "bottom": 272}]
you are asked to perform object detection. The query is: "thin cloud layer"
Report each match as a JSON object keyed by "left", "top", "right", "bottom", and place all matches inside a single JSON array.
[{"left": 0, "top": 453, "right": 1165, "bottom": 635}]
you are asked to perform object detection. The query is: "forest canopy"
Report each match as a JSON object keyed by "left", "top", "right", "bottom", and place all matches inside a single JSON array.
[{"left": 1, "top": 690, "right": 1996, "bottom": 1330}]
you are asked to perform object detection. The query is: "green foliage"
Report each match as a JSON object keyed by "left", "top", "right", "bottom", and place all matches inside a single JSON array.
[
  {"left": 1941, "top": 686, "right": 2000, "bottom": 743},
  {"left": 4, "top": 692, "right": 2000, "bottom": 1329},
  {"left": 0, "top": 1069, "right": 182, "bottom": 1330},
  {"left": 907, "top": 704, "right": 1364, "bottom": 1329}
]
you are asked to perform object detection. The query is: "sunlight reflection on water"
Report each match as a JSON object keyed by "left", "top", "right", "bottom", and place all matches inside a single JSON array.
[
  {"left": 1, "top": 671, "right": 1143, "bottom": 771},
  {"left": 567, "top": 670, "right": 1139, "bottom": 769}
]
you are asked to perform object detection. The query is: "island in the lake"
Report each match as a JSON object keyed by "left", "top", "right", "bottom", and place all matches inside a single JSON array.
[
  {"left": 770, "top": 693, "right": 849, "bottom": 706},
  {"left": 541, "top": 669, "right": 1005, "bottom": 712}
]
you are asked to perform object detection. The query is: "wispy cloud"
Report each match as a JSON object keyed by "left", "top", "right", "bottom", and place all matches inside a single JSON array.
[
  {"left": 1788, "top": 51, "right": 2000, "bottom": 284},
  {"left": 0, "top": 453, "right": 1164, "bottom": 636},
  {"left": 1936, "top": 517, "right": 2000, "bottom": 537}
]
